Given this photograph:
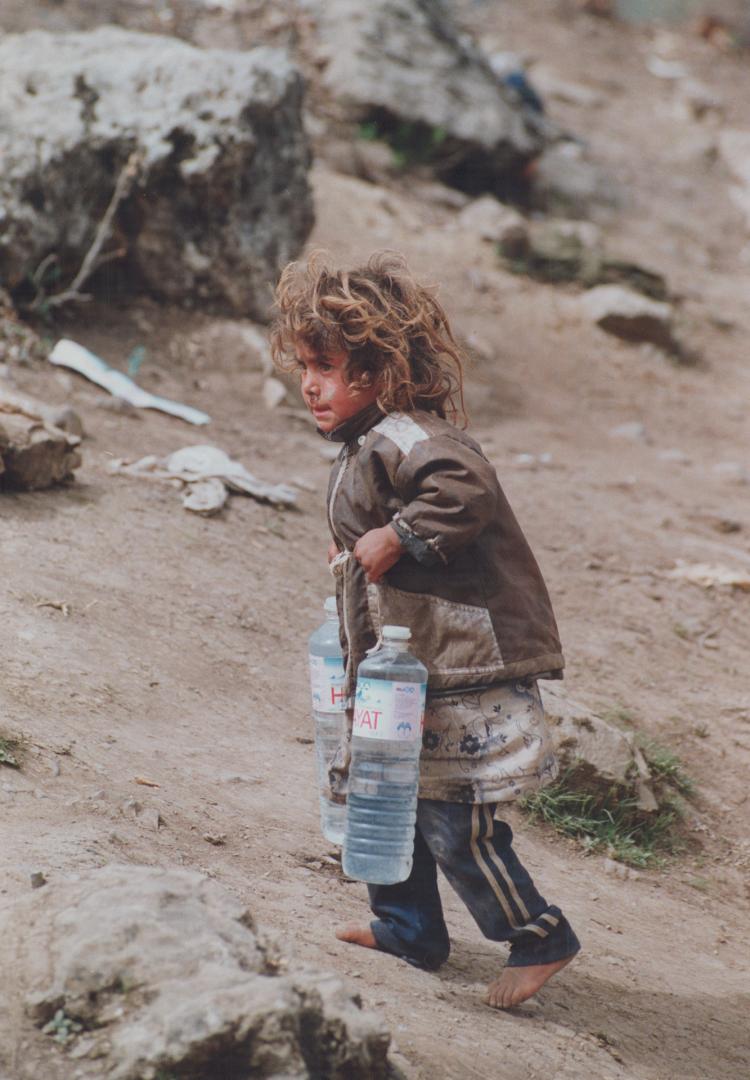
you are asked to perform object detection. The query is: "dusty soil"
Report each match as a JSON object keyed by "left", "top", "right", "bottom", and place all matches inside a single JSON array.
[{"left": 2, "top": 2, "right": 750, "bottom": 1078}]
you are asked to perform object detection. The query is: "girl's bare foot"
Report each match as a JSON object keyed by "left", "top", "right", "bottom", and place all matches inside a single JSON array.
[
  {"left": 335, "top": 923, "right": 379, "bottom": 950},
  {"left": 485, "top": 954, "right": 575, "bottom": 1009}
]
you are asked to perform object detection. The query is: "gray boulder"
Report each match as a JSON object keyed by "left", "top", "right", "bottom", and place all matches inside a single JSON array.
[
  {"left": 312, "top": 0, "right": 545, "bottom": 191},
  {"left": 542, "top": 685, "right": 658, "bottom": 812},
  {"left": 0, "top": 411, "right": 81, "bottom": 490},
  {"left": 0, "top": 28, "right": 314, "bottom": 319},
  {"left": 498, "top": 220, "right": 668, "bottom": 299},
  {"left": 579, "top": 284, "right": 678, "bottom": 352},
  {"left": 528, "top": 141, "right": 622, "bottom": 218},
  {"left": 0, "top": 865, "right": 398, "bottom": 1080}
]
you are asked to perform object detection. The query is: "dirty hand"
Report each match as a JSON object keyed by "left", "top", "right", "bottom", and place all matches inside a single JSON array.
[
  {"left": 327, "top": 539, "right": 340, "bottom": 564},
  {"left": 353, "top": 525, "right": 403, "bottom": 583}
]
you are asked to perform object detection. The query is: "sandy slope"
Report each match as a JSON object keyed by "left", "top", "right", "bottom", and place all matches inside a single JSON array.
[{"left": 1, "top": 3, "right": 750, "bottom": 1077}]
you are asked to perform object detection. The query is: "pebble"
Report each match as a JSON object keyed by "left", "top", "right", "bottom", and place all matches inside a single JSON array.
[
  {"left": 712, "top": 461, "right": 749, "bottom": 484},
  {"left": 657, "top": 448, "right": 691, "bottom": 464},
  {"left": 608, "top": 421, "right": 650, "bottom": 443},
  {"left": 513, "top": 452, "right": 553, "bottom": 469},
  {"left": 603, "top": 858, "right": 639, "bottom": 881},
  {"left": 50, "top": 406, "right": 85, "bottom": 438},
  {"left": 139, "top": 808, "right": 162, "bottom": 832},
  {"left": 30, "top": 871, "right": 47, "bottom": 889},
  {"left": 95, "top": 396, "right": 140, "bottom": 417},
  {"left": 263, "top": 376, "right": 287, "bottom": 410}
]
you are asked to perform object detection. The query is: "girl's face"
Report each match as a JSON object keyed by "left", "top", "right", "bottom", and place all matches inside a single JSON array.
[{"left": 295, "top": 342, "right": 379, "bottom": 433}]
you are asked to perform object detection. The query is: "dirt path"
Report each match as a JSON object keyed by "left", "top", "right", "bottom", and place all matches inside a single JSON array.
[{"left": 2, "top": 4, "right": 750, "bottom": 1078}]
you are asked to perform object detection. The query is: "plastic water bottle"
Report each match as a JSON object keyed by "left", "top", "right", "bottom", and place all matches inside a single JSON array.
[
  {"left": 343, "top": 625, "right": 428, "bottom": 885},
  {"left": 308, "top": 596, "right": 347, "bottom": 845}
]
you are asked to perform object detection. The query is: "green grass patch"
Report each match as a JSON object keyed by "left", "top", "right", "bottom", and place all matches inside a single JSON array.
[
  {"left": 638, "top": 737, "right": 695, "bottom": 797},
  {"left": 596, "top": 704, "right": 636, "bottom": 730},
  {"left": 522, "top": 778, "right": 684, "bottom": 867},
  {"left": 522, "top": 739, "right": 696, "bottom": 868},
  {"left": 0, "top": 731, "right": 22, "bottom": 769},
  {"left": 357, "top": 116, "right": 449, "bottom": 169}
]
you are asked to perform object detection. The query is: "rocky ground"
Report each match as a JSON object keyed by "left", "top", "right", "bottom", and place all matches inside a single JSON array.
[{"left": 1, "top": 2, "right": 750, "bottom": 1078}]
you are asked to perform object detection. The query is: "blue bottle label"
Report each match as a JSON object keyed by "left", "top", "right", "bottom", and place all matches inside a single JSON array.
[{"left": 353, "top": 677, "right": 426, "bottom": 741}]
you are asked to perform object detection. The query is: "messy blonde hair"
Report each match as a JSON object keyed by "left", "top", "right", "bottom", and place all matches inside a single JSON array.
[{"left": 270, "top": 251, "right": 466, "bottom": 423}]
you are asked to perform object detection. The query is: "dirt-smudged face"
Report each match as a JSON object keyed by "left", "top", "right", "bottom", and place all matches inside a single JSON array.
[{"left": 295, "top": 341, "right": 379, "bottom": 433}]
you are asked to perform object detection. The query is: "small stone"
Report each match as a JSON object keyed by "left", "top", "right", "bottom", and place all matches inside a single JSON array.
[
  {"left": 49, "top": 406, "right": 85, "bottom": 438},
  {"left": 30, "top": 872, "right": 47, "bottom": 889},
  {"left": 121, "top": 798, "right": 142, "bottom": 817},
  {"left": 139, "top": 808, "right": 162, "bottom": 832},
  {"left": 203, "top": 832, "right": 227, "bottom": 846},
  {"left": 657, "top": 448, "right": 691, "bottom": 464},
  {"left": 609, "top": 421, "right": 650, "bottom": 443},
  {"left": 95, "top": 396, "right": 140, "bottom": 417},
  {"left": 263, "top": 377, "right": 287, "bottom": 410},
  {"left": 603, "top": 858, "right": 630, "bottom": 880},
  {"left": 712, "top": 462, "right": 749, "bottom": 484},
  {"left": 581, "top": 285, "right": 676, "bottom": 351},
  {"left": 674, "top": 78, "right": 724, "bottom": 120},
  {"left": 457, "top": 195, "right": 527, "bottom": 245}
]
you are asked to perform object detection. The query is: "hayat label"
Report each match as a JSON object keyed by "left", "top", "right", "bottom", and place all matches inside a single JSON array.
[
  {"left": 353, "top": 677, "right": 426, "bottom": 741},
  {"left": 309, "top": 655, "right": 346, "bottom": 713}
]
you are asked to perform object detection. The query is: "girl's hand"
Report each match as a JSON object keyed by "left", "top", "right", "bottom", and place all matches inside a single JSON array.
[
  {"left": 327, "top": 540, "right": 339, "bottom": 564},
  {"left": 353, "top": 526, "right": 403, "bottom": 583}
]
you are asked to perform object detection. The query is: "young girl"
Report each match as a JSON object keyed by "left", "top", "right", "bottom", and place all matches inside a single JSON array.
[{"left": 271, "top": 252, "right": 580, "bottom": 1009}]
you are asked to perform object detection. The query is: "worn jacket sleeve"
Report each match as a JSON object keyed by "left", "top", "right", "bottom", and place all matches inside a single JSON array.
[{"left": 390, "top": 435, "right": 501, "bottom": 565}]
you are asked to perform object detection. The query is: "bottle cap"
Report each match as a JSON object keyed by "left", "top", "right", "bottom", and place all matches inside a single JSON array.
[
  {"left": 382, "top": 625, "right": 411, "bottom": 640},
  {"left": 324, "top": 596, "right": 337, "bottom": 614}
]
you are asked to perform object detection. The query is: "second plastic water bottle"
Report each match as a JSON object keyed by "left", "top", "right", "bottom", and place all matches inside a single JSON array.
[
  {"left": 308, "top": 596, "right": 347, "bottom": 845},
  {"left": 343, "top": 625, "right": 428, "bottom": 885}
]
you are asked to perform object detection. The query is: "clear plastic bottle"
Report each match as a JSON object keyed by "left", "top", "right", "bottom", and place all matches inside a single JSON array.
[
  {"left": 308, "top": 596, "right": 347, "bottom": 845},
  {"left": 343, "top": 625, "right": 428, "bottom": 885}
]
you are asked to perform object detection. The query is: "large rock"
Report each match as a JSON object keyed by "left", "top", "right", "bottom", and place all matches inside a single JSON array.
[
  {"left": 311, "top": 0, "right": 545, "bottom": 193},
  {"left": 0, "top": 28, "right": 314, "bottom": 319},
  {"left": 579, "top": 284, "right": 677, "bottom": 352},
  {"left": 0, "top": 411, "right": 81, "bottom": 489},
  {"left": 542, "top": 685, "right": 657, "bottom": 812},
  {"left": 0, "top": 865, "right": 399, "bottom": 1080},
  {"left": 528, "top": 141, "right": 622, "bottom": 218},
  {"left": 497, "top": 220, "right": 668, "bottom": 299}
]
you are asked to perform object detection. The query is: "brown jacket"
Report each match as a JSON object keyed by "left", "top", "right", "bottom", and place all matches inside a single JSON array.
[{"left": 326, "top": 404, "right": 564, "bottom": 700}]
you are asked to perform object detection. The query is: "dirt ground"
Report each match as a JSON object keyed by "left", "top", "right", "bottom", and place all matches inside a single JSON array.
[{"left": 2, "top": 2, "right": 750, "bottom": 1078}]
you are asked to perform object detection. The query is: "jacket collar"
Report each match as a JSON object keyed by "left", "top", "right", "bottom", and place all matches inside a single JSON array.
[{"left": 320, "top": 402, "right": 386, "bottom": 444}]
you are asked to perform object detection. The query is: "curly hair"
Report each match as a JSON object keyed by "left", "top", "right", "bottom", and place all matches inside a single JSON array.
[{"left": 269, "top": 251, "right": 466, "bottom": 423}]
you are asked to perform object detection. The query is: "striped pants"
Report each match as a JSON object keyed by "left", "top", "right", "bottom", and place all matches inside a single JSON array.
[{"left": 368, "top": 799, "right": 580, "bottom": 971}]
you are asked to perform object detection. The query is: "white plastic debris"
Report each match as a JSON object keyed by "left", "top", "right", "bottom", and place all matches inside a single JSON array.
[
  {"left": 182, "top": 478, "right": 227, "bottom": 516},
  {"left": 110, "top": 444, "right": 297, "bottom": 511},
  {"left": 513, "top": 452, "right": 553, "bottom": 469},
  {"left": 49, "top": 339, "right": 210, "bottom": 426},
  {"left": 646, "top": 56, "right": 689, "bottom": 80},
  {"left": 666, "top": 562, "right": 750, "bottom": 591}
]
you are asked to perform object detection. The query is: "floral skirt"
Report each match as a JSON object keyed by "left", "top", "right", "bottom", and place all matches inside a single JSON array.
[{"left": 418, "top": 679, "right": 558, "bottom": 803}]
